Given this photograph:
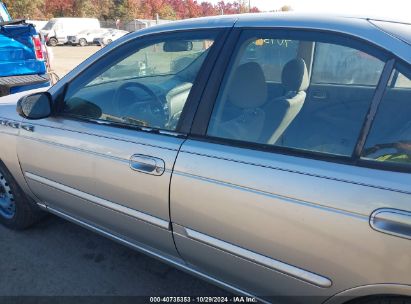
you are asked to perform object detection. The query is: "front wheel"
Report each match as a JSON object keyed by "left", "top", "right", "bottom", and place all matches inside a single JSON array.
[
  {"left": 79, "top": 38, "right": 87, "bottom": 47},
  {"left": 48, "top": 37, "right": 58, "bottom": 47},
  {"left": 0, "top": 162, "right": 45, "bottom": 230}
]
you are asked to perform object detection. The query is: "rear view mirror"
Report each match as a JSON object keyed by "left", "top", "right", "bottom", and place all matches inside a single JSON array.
[
  {"left": 163, "top": 40, "right": 193, "bottom": 52},
  {"left": 17, "top": 92, "right": 52, "bottom": 120}
]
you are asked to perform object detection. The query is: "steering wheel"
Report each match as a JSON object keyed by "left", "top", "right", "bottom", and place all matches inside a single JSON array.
[{"left": 112, "top": 82, "right": 166, "bottom": 127}]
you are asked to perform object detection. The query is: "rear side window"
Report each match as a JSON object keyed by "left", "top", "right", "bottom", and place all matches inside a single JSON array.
[
  {"left": 238, "top": 39, "right": 299, "bottom": 82},
  {"left": 361, "top": 64, "right": 411, "bottom": 166},
  {"left": 391, "top": 71, "right": 411, "bottom": 89},
  {"left": 207, "top": 30, "right": 386, "bottom": 157},
  {"left": 312, "top": 43, "right": 384, "bottom": 86}
]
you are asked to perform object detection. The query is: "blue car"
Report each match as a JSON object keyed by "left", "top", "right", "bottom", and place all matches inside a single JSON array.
[{"left": 0, "top": 2, "right": 50, "bottom": 97}]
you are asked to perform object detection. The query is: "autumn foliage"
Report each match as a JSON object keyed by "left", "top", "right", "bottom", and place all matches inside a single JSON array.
[{"left": 3, "top": 0, "right": 260, "bottom": 20}]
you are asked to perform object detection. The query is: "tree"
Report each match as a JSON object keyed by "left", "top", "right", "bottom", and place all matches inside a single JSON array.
[
  {"left": 3, "top": 0, "right": 45, "bottom": 19},
  {"left": 185, "top": 0, "right": 201, "bottom": 18},
  {"left": 237, "top": 0, "right": 248, "bottom": 13},
  {"left": 141, "top": 0, "right": 164, "bottom": 18},
  {"left": 158, "top": 3, "right": 177, "bottom": 19},
  {"left": 45, "top": 0, "right": 75, "bottom": 17},
  {"left": 88, "top": 0, "right": 116, "bottom": 19},
  {"left": 167, "top": 0, "right": 186, "bottom": 19},
  {"left": 118, "top": 0, "right": 143, "bottom": 19},
  {"left": 4, "top": 0, "right": 260, "bottom": 21},
  {"left": 200, "top": 1, "right": 217, "bottom": 16},
  {"left": 215, "top": 1, "right": 253, "bottom": 15}
]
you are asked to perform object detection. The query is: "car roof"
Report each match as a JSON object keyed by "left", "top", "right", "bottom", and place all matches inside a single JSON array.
[{"left": 127, "top": 13, "right": 411, "bottom": 65}]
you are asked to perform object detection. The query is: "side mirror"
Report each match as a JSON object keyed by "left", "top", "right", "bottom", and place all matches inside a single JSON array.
[{"left": 17, "top": 92, "right": 52, "bottom": 120}]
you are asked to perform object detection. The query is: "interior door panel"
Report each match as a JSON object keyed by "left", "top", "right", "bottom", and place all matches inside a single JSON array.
[{"left": 280, "top": 84, "right": 377, "bottom": 155}]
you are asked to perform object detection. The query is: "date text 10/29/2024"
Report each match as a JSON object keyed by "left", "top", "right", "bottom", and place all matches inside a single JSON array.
[{"left": 150, "top": 297, "right": 258, "bottom": 303}]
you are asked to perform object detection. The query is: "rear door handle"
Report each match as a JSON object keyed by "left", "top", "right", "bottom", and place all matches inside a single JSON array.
[
  {"left": 370, "top": 208, "right": 411, "bottom": 240},
  {"left": 129, "top": 154, "right": 165, "bottom": 176}
]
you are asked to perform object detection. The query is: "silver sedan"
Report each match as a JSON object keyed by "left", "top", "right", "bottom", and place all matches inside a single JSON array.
[{"left": 0, "top": 13, "right": 411, "bottom": 304}]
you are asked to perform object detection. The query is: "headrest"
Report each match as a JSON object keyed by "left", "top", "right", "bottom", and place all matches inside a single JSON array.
[
  {"left": 227, "top": 62, "right": 267, "bottom": 109},
  {"left": 282, "top": 58, "right": 309, "bottom": 92}
]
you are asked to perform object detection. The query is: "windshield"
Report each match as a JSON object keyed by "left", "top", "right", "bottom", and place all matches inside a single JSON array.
[
  {"left": 43, "top": 20, "right": 56, "bottom": 31},
  {"left": 0, "top": 2, "right": 11, "bottom": 22}
]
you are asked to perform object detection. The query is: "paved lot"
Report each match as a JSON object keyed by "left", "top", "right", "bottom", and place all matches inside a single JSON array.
[
  {"left": 1, "top": 45, "right": 228, "bottom": 298},
  {"left": 0, "top": 215, "right": 228, "bottom": 296},
  {"left": 51, "top": 45, "right": 100, "bottom": 78}
]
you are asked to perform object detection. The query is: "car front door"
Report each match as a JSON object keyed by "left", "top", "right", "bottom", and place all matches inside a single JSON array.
[
  {"left": 17, "top": 29, "right": 225, "bottom": 256},
  {"left": 171, "top": 29, "right": 411, "bottom": 301}
]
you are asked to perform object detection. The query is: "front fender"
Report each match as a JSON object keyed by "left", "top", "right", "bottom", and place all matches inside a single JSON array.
[{"left": 0, "top": 88, "right": 48, "bottom": 202}]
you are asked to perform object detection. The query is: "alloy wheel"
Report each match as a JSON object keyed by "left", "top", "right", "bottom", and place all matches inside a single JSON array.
[{"left": 0, "top": 171, "right": 16, "bottom": 219}]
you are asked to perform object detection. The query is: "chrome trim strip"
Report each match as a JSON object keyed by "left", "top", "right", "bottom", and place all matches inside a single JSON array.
[
  {"left": 44, "top": 205, "right": 267, "bottom": 304},
  {"left": 19, "top": 135, "right": 173, "bottom": 174},
  {"left": 173, "top": 170, "right": 367, "bottom": 220},
  {"left": 179, "top": 149, "right": 411, "bottom": 196},
  {"left": 185, "top": 228, "right": 333, "bottom": 288},
  {"left": 25, "top": 172, "right": 170, "bottom": 230}
]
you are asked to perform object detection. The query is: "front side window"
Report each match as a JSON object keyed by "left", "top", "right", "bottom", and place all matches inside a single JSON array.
[
  {"left": 207, "top": 30, "right": 386, "bottom": 157},
  {"left": 361, "top": 64, "right": 411, "bottom": 166},
  {"left": 63, "top": 31, "right": 217, "bottom": 131}
]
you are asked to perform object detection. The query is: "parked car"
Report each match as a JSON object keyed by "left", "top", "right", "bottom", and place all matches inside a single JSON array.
[
  {"left": 1, "top": 13, "right": 411, "bottom": 304},
  {"left": 26, "top": 20, "right": 48, "bottom": 31},
  {"left": 68, "top": 28, "right": 111, "bottom": 46},
  {"left": 0, "top": 2, "right": 50, "bottom": 97},
  {"left": 94, "top": 29, "right": 128, "bottom": 46},
  {"left": 41, "top": 17, "right": 100, "bottom": 47}
]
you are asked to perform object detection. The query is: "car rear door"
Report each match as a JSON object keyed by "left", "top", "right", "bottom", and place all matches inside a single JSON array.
[
  {"left": 170, "top": 28, "right": 411, "bottom": 302},
  {"left": 17, "top": 28, "right": 227, "bottom": 257}
]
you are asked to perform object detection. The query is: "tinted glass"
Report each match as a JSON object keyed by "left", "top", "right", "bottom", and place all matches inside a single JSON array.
[
  {"left": 312, "top": 43, "right": 384, "bottom": 85},
  {"left": 64, "top": 31, "right": 217, "bottom": 131},
  {"left": 238, "top": 38, "right": 299, "bottom": 82},
  {"left": 394, "top": 72, "right": 411, "bottom": 88},
  {"left": 362, "top": 64, "right": 411, "bottom": 166},
  {"left": 207, "top": 30, "right": 385, "bottom": 157},
  {"left": 43, "top": 20, "right": 56, "bottom": 30}
]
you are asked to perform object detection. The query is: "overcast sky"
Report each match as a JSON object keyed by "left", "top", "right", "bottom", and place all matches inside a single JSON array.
[{"left": 207, "top": 0, "right": 411, "bottom": 22}]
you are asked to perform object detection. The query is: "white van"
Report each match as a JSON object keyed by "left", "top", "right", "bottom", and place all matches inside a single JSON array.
[{"left": 41, "top": 18, "right": 100, "bottom": 46}]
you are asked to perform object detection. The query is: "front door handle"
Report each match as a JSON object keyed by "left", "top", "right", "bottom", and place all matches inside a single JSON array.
[
  {"left": 129, "top": 154, "right": 165, "bottom": 176},
  {"left": 370, "top": 208, "right": 411, "bottom": 240}
]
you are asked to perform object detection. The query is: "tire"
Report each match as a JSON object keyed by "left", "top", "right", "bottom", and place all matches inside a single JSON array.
[
  {"left": 48, "top": 37, "right": 58, "bottom": 47},
  {"left": 79, "top": 38, "right": 87, "bottom": 47},
  {"left": 347, "top": 296, "right": 411, "bottom": 304},
  {"left": 0, "top": 162, "right": 45, "bottom": 230}
]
